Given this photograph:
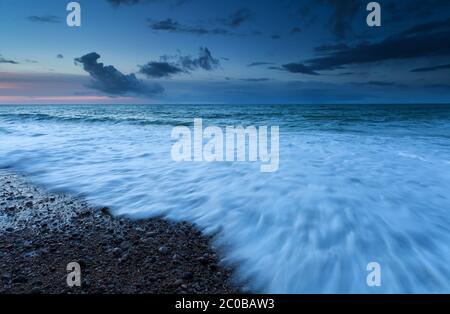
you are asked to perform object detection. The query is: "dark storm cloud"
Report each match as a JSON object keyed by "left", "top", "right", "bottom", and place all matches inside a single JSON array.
[
  {"left": 139, "top": 61, "right": 184, "bottom": 78},
  {"left": 148, "top": 18, "right": 229, "bottom": 35},
  {"left": 284, "top": 18, "right": 450, "bottom": 75},
  {"left": 75, "top": 52, "right": 163, "bottom": 96},
  {"left": 27, "top": 15, "right": 61, "bottom": 23},
  {"left": 247, "top": 62, "right": 275, "bottom": 67},
  {"left": 223, "top": 8, "right": 252, "bottom": 28},
  {"left": 411, "top": 64, "right": 450, "bottom": 73},
  {"left": 0, "top": 56, "right": 19, "bottom": 64},
  {"left": 139, "top": 47, "right": 220, "bottom": 79}
]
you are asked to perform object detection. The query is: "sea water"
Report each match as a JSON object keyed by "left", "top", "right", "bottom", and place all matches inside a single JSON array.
[{"left": 0, "top": 104, "right": 449, "bottom": 293}]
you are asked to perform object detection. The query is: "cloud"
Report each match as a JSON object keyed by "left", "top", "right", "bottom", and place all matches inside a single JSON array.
[
  {"left": 57, "top": 54, "right": 64, "bottom": 59},
  {"left": 247, "top": 62, "right": 275, "bottom": 67},
  {"left": 411, "top": 63, "right": 450, "bottom": 72},
  {"left": 179, "top": 47, "right": 220, "bottom": 71},
  {"left": 392, "top": 0, "right": 450, "bottom": 19},
  {"left": 0, "top": 56, "right": 19, "bottom": 64},
  {"left": 139, "top": 61, "right": 184, "bottom": 78},
  {"left": 139, "top": 47, "right": 220, "bottom": 79},
  {"left": 321, "top": 0, "right": 360, "bottom": 39},
  {"left": 300, "top": 0, "right": 360, "bottom": 39},
  {"left": 400, "top": 18, "right": 450, "bottom": 36},
  {"left": 75, "top": 52, "right": 163, "bottom": 96},
  {"left": 286, "top": 18, "right": 450, "bottom": 74},
  {"left": 273, "top": 63, "right": 319, "bottom": 75},
  {"left": 224, "top": 8, "right": 251, "bottom": 28},
  {"left": 27, "top": 15, "right": 61, "bottom": 23},
  {"left": 148, "top": 18, "right": 230, "bottom": 35}
]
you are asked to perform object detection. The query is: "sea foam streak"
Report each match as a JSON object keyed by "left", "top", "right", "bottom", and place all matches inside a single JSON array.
[{"left": 0, "top": 104, "right": 449, "bottom": 293}]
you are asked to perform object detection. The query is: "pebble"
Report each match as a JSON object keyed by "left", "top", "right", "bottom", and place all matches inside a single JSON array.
[
  {"left": 112, "top": 247, "right": 122, "bottom": 258},
  {"left": 158, "top": 245, "right": 170, "bottom": 255},
  {"left": 0, "top": 171, "right": 237, "bottom": 294}
]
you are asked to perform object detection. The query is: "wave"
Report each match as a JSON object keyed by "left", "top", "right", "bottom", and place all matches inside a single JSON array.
[
  {"left": 0, "top": 112, "right": 195, "bottom": 127},
  {"left": 1, "top": 104, "right": 450, "bottom": 293}
]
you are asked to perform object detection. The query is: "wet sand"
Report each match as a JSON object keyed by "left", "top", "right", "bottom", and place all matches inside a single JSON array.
[{"left": 0, "top": 170, "right": 237, "bottom": 294}]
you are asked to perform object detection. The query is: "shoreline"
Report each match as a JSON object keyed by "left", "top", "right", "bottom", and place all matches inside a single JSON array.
[{"left": 0, "top": 170, "right": 238, "bottom": 294}]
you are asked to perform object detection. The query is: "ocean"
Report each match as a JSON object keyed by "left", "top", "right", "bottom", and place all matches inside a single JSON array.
[{"left": 0, "top": 103, "right": 449, "bottom": 293}]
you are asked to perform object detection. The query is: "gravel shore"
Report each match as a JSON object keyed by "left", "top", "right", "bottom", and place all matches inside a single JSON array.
[{"left": 0, "top": 170, "right": 237, "bottom": 294}]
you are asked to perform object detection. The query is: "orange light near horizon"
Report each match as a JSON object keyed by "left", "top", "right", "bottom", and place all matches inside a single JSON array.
[
  {"left": 0, "top": 83, "right": 20, "bottom": 89},
  {"left": 0, "top": 95, "right": 133, "bottom": 104}
]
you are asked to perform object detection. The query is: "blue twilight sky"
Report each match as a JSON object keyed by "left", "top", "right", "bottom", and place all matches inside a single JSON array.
[{"left": 0, "top": 0, "right": 449, "bottom": 104}]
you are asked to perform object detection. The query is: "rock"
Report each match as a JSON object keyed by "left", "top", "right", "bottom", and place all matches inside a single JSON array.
[
  {"left": 120, "top": 241, "right": 131, "bottom": 250},
  {"left": 158, "top": 245, "right": 169, "bottom": 255},
  {"left": 100, "top": 207, "right": 109, "bottom": 215},
  {"left": 173, "top": 279, "right": 183, "bottom": 287},
  {"left": 182, "top": 272, "right": 194, "bottom": 280},
  {"left": 0, "top": 171, "right": 237, "bottom": 294},
  {"left": 112, "top": 247, "right": 122, "bottom": 258},
  {"left": 197, "top": 256, "right": 209, "bottom": 265},
  {"left": 13, "top": 275, "right": 28, "bottom": 284}
]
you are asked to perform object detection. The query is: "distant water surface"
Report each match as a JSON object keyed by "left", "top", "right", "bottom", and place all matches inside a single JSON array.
[{"left": 0, "top": 104, "right": 449, "bottom": 293}]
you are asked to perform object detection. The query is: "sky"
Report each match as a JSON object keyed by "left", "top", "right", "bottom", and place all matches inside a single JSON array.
[{"left": 0, "top": 0, "right": 449, "bottom": 104}]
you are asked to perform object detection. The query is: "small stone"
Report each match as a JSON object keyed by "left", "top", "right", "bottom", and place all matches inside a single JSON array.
[
  {"left": 173, "top": 279, "right": 183, "bottom": 287},
  {"left": 112, "top": 247, "right": 122, "bottom": 258},
  {"left": 198, "top": 256, "right": 209, "bottom": 265},
  {"left": 158, "top": 245, "right": 169, "bottom": 255},
  {"left": 120, "top": 241, "right": 131, "bottom": 250},
  {"left": 13, "top": 275, "right": 28, "bottom": 284},
  {"left": 182, "top": 272, "right": 193, "bottom": 280},
  {"left": 100, "top": 207, "right": 109, "bottom": 215}
]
